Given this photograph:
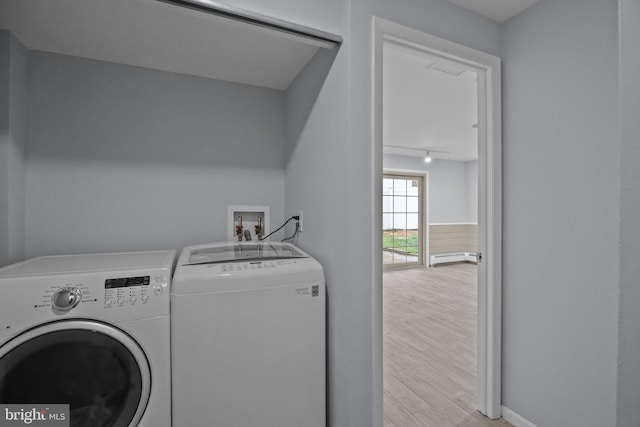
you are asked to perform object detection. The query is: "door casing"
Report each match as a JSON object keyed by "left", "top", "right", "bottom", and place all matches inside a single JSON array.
[{"left": 373, "top": 17, "right": 503, "bottom": 422}]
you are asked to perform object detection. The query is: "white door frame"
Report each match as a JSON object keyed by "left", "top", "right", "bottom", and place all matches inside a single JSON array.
[{"left": 373, "top": 17, "right": 503, "bottom": 421}]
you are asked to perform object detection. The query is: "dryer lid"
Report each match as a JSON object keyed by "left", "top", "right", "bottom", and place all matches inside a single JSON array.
[{"left": 185, "top": 242, "right": 307, "bottom": 265}]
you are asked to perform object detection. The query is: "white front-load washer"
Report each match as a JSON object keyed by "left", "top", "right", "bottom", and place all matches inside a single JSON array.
[
  {"left": 0, "top": 250, "right": 176, "bottom": 427},
  {"left": 171, "top": 242, "right": 326, "bottom": 427}
]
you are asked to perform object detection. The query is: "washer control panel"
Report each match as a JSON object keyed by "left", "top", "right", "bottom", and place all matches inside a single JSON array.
[
  {"left": 103, "top": 274, "right": 167, "bottom": 309},
  {"left": 216, "top": 259, "right": 299, "bottom": 273}
]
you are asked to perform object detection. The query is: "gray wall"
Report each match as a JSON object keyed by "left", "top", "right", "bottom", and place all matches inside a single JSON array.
[
  {"left": 25, "top": 51, "right": 286, "bottom": 257},
  {"left": 0, "top": 30, "right": 27, "bottom": 267},
  {"left": 284, "top": 44, "right": 352, "bottom": 427},
  {"left": 501, "top": 1, "right": 620, "bottom": 426},
  {"left": 383, "top": 154, "right": 477, "bottom": 223},
  {"left": 0, "top": 32, "right": 9, "bottom": 266},
  {"left": 8, "top": 33, "right": 26, "bottom": 265},
  {"left": 617, "top": 0, "right": 640, "bottom": 425}
]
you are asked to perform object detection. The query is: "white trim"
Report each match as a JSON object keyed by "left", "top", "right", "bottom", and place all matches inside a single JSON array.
[
  {"left": 373, "top": 16, "right": 502, "bottom": 422},
  {"left": 372, "top": 18, "right": 385, "bottom": 427},
  {"left": 430, "top": 252, "right": 476, "bottom": 266},
  {"left": 481, "top": 34, "right": 503, "bottom": 420},
  {"left": 383, "top": 167, "right": 427, "bottom": 175},
  {"left": 430, "top": 222, "right": 478, "bottom": 226},
  {"left": 501, "top": 406, "right": 538, "bottom": 427}
]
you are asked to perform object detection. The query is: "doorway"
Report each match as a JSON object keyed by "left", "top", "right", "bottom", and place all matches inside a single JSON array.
[
  {"left": 373, "top": 17, "right": 503, "bottom": 423},
  {"left": 382, "top": 39, "right": 482, "bottom": 424}
]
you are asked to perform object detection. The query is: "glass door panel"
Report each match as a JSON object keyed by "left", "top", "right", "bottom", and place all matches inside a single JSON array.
[{"left": 383, "top": 174, "right": 423, "bottom": 269}]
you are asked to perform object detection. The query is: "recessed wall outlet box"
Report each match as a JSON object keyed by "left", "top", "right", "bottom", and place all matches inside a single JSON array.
[{"left": 228, "top": 205, "right": 270, "bottom": 242}]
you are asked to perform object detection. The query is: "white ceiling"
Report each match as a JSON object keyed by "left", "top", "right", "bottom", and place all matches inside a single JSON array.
[
  {"left": 0, "top": 0, "right": 324, "bottom": 90},
  {"left": 446, "top": 0, "right": 539, "bottom": 23},
  {"left": 383, "top": 40, "right": 478, "bottom": 161}
]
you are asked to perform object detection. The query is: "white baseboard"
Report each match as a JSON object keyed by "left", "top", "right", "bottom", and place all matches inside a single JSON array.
[
  {"left": 501, "top": 406, "right": 537, "bottom": 427},
  {"left": 429, "top": 252, "right": 476, "bottom": 266}
]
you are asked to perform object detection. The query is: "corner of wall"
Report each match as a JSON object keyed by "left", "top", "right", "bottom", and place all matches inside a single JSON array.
[
  {"left": 0, "top": 30, "right": 10, "bottom": 266},
  {"left": 7, "top": 31, "right": 28, "bottom": 264},
  {"left": 617, "top": 0, "right": 640, "bottom": 425},
  {"left": 0, "top": 29, "right": 27, "bottom": 266}
]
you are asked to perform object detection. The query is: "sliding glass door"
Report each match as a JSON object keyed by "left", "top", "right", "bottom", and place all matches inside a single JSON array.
[{"left": 383, "top": 174, "right": 424, "bottom": 269}]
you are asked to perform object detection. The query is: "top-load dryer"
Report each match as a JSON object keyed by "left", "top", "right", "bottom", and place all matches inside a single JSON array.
[{"left": 171, "top": 242, "right": 325, "bottom": 427}]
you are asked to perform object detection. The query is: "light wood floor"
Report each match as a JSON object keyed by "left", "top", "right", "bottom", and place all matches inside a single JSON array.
[{"left": 383, "top": 263, "right": 511, "bottom": 427}]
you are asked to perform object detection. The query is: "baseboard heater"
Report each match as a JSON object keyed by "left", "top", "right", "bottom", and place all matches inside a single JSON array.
[{"left": 429, "top": 252, "right": 477, "bottom": 267}]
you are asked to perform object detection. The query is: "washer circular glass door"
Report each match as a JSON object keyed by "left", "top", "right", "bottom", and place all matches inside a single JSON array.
[{"left": 0, "top": 320, "right": 151, "bottom": 427}]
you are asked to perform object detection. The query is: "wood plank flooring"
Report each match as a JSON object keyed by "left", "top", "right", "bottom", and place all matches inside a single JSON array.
[{"left": 383, "top": 263, "right": 511, "bottom": 427}]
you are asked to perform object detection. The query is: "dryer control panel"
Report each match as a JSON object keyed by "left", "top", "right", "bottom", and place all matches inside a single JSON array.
[
  {"left": 0, "top": 250, "right": 175, "bottom": 337},
  {"left": 103, "top": 274, "right": 168, "bottom": 309},
  {"left": 0, "top": 268, "right": 171, "bottom": 336},
  {"left": 27, "top": 268, "right": 171, "bottom": 318}
]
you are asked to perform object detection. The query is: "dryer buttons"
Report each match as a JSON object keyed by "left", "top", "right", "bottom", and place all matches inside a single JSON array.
[{"left": 104, "top": 283, "right": 163, "bottom": 308}]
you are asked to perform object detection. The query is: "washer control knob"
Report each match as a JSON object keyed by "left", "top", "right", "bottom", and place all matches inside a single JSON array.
[
  {"left": 117, "top": 297, "right": 125, "bottom": 305},
  {"left": 141, "top": 294, "right": 149, "bottom": 302},
  {"left": 105, "top": 298, "right": 113, "bottom": 307},
  {"left": 52, "top": 286, "right": 82, "bottom": 311},
  {"left": 129, "top": 296, "right": 137, "bottom": 304}
]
